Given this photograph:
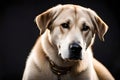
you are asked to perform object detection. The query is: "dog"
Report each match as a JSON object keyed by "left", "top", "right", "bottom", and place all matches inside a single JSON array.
[{"left": 22, "top": 4, "right": 114, "bottom": 80}]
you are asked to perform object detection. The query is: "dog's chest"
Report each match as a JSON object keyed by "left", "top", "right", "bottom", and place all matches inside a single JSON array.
[
  {"left": 46, "top": 69, "right": 92, "bottom": 80},
  {"left": 55, "top": 74, "right": 91, "bottom": 80}
]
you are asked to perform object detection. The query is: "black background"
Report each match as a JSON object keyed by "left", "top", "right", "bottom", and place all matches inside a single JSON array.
[{"left": 0, "top": 0, "right": 120, "bottom": 80}]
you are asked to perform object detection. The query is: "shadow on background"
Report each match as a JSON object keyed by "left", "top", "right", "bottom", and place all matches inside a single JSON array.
[{"left": 0, "top": 0, "right": 120, "bottom": 80}]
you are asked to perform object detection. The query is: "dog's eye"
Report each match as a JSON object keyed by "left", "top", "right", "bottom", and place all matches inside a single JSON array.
[
  {"left": 82, "top": 23, "right": 89, "bottom": 31},
  {"left": 61, "top": 23, "right": 69, "bottom": 28}
]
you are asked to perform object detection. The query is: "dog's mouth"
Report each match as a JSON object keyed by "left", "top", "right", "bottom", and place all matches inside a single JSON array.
[
  {"left": 69, "top": 54, "right": 82, "bottom": 60},
  {"left": 58, "top": 52, "right": 82, "bottom": 62}
]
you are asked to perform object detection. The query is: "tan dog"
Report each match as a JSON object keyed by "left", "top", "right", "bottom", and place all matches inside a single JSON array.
[{"left": 22, "top": 4, "right": 114, "bottom": 80}]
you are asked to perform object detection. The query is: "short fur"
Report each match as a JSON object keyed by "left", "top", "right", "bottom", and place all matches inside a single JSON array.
[{"left": 22, "top": 4, "right": 114, "bottom": 80}]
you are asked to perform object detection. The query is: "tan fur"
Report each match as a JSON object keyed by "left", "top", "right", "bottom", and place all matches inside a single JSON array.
[{"left": 22, "top": 4, "right": 114, "bottom": 80}]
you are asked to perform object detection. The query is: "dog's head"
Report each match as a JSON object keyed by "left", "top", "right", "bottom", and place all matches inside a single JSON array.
[{"left": 35, "top": 4, "right": 108, "bottom": 61}]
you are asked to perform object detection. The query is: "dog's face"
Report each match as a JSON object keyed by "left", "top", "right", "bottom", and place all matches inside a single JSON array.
[{"left": 35, "top": 4, "right": 108, "bottom": 61}]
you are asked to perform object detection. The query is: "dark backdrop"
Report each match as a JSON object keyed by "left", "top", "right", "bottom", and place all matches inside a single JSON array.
[{"left": 0, "top": 0, "right": 120, "bottom": 80}]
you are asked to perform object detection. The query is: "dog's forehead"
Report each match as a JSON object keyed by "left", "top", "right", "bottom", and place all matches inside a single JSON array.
[
  {"left": 53, "top": 5, "right": 92, "bottom": 26},
  {"left": 59, "top": 5, "right": 88, "bottom": 18}
]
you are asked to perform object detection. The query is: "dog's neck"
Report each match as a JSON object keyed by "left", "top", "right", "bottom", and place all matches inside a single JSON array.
[{"left": 46, "top": 56, "right": 72, "bottom": 80}]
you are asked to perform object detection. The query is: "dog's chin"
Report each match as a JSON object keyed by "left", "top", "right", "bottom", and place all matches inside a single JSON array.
[
  {"left": 61, "top": 57, "right": 82, "bottom": 63},
  {"left": 66, "top": 58, "right": 82, "bottom": 61}
]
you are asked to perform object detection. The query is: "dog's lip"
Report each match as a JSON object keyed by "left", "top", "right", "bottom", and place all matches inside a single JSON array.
[{"left": 58, "top": 53, "right": 81, "bottom": 62}]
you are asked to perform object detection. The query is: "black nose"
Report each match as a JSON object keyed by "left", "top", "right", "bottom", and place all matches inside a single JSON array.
[{"left": 69, "top": 43, "right": 82, "bottom": 60}]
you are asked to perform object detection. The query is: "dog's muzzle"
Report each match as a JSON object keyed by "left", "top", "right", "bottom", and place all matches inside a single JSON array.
[{"left": 69, "top": 43, "right": 82, "bottom": 60}]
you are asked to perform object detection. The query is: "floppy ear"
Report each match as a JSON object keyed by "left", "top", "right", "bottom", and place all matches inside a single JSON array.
[
  {"left": 35, "top": 5, "right": 62, "bottom": 34},
  {"left": 94, "top": 15, "right": 108, "bottom": 41},
  {"left": 87, "top": 9, "right": 108, "bottom": 41}
]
